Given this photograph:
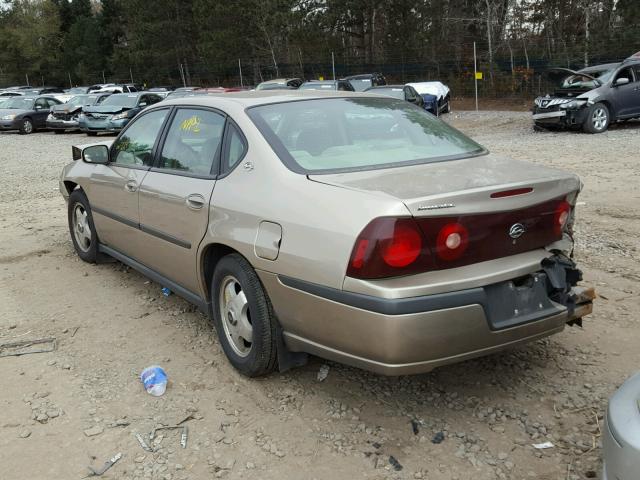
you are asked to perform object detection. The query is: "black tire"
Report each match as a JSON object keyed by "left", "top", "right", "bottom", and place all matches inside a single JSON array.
[
  {"left": 87, "top": 131, "right": 97, "bottom": 137},
  {"left": 583, "top": 102, "right": 610, "bottom": 133},
  {"left": 211, "top": 254, "right": 278, "bottom": 377},
  {"left": 67, "top": 189, "right": 100, "bottom": 263},
  {"left": 19, "top": 118, "right": 34, "bottom": 135},
  {"left": 54, "top": 129, "right": 65, "bottom": 134},
  {"left": 443, "top": 97, "right": 451, "bottom": 113}
]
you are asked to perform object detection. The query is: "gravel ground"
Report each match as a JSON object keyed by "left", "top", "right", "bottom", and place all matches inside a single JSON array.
[{"left": 0, "top": 113, "right": 638, "bottom": 480}]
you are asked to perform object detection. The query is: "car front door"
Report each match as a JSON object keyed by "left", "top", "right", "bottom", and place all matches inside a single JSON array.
[
  {"left": 611, "top": 66, "right": 638, "bottom": 118},
  {"left": 628, "top": 65, "right": 640, "bottom": 116},
  {"left": 85, "top": 108, "right": 170, "bottom": 260},
  {"left": 33, "top": 97, "right": 51, "bottom": 127},
  {"left": 136, "top": 107, "right": 227, "bottom": 294}
]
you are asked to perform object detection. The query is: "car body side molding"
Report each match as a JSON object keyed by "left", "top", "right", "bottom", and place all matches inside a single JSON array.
[
  {"left": 98, "top": 244, "right": 210, "bottom": 315},
  {"left": 92, "top": 205, "right": 191, "bottom": 249}
]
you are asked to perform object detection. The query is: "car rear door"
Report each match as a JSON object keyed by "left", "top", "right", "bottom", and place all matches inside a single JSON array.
[
  {"left": 86, "top": 108, "right": 170, "bottom": 260},
  {"left": 136, "top": 107, "right": 227, "bottom": 293}
]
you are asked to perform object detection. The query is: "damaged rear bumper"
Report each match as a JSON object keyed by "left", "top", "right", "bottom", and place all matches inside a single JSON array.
[{"left": 260, "top": 254, "right": 594, "bottom": 375}]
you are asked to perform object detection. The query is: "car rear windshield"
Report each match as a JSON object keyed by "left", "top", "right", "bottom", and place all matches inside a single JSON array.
[
  {"left": 4, "top": 97, "right": 34, "bottom": 109},
  {"left": 298, "top": 82, "right": 336, "bottom": 90},
  {"left": 348, "top": 79, "right": 373, "bottom": 91},
  {"left": 101, "top": 94, "right": 138, "bottom": 107},
  {"left": 248, "top": 97, "right": 484, "bottom": 173}
]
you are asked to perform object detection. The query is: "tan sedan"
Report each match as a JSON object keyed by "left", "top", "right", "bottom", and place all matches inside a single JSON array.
[{"left": 59, "top": 91, "right": 594, "bottom": 376}]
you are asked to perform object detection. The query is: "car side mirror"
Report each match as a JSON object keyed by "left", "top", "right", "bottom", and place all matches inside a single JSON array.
[
  {"left": 35, "top": 105, "right": 44, "bottom": 110},
  {"left": 614, "top": 77, "right": 630, "bottom": 86},
  {"left": 82, "top": 145, "right": 109, "bottom": 164}
]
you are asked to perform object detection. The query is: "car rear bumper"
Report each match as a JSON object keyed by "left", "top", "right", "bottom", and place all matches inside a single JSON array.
[
  {"left": 602, "top": 372, "right": 640, "bottom": 480},
  {"left": 259, "top": 259, "right": 594, "bottom": 375}
]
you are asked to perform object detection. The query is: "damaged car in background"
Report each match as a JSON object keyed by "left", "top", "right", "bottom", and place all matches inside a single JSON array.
[
  {"left": 60, "top": 92, "right": 594, "bottom": 377},
  {"left": 47, "top": 93, "right": 111, "bottom": 133},
  {"left": 533, "top": 54, "right": 640, "bottom": 133}
]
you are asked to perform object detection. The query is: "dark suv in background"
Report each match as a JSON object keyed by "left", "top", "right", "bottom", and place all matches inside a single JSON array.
[{"left": 533, "top": 54, "right": 640, "bottom": 133}]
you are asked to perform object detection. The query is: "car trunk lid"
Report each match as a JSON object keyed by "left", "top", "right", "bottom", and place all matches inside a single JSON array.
[
  {"left": 310, "top": 154, "right": 580, "bottom": 273},
  {"left": 308, "top": 153, "right": 580, "bottom": 216}
]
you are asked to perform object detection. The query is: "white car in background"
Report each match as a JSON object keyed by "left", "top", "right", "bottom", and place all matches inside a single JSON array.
[{"left": 407, "top": 81, "right": 451, "bottom": 116}]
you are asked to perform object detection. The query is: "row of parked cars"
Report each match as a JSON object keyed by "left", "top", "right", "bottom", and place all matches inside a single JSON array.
[
  {"left": 255, "top": 74, "right": 452, "bottom": 116},
  {"left": 0, "top": 75, "right": 452, "bottom": 135}
]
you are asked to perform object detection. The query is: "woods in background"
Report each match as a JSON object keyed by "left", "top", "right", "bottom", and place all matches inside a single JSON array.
[{"left": 0, "top": 0, "right": 639, "bottom": 97}]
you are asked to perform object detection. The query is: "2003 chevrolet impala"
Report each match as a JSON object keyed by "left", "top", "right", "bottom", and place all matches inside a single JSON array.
[{"left": 59, "top": 91, "right": 594, "bottom": 376}]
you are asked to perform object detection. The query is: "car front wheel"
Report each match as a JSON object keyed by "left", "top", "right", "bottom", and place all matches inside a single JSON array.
[
  {"left": 211, "top": 254, "right": 278, "bottom": 377},
  {"left": 19, "top": 118, "right": 34, "bottom": 135},
  {"left": 67, "top": 189, "right": 100, "bottom": 262},
  {"left": 583, "top": 103, "right": 610, "bottom": 133}
]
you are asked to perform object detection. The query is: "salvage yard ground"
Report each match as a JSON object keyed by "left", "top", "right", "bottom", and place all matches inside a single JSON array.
[{"left": 0, "top": 111, "right": 638, "bottom": 480}]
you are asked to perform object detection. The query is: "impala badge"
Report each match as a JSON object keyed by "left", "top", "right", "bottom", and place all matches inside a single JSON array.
[{"left": 509, "top": 223, "right": 525, "bottom": 239}]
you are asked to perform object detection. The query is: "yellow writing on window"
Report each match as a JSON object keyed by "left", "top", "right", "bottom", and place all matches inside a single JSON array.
[{"left": 180, "top": 115, "right": 201, "bottom": 133}]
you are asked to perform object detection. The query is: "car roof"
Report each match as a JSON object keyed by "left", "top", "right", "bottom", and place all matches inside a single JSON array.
[
  {"left": 155, "top": 90, "right": 385, "bottom": 109},
  {"left": 579, "top": 63, "right": 620, "bottom": 73},
  {"left": 343, "top": 73, "right": 382, "bottom": 79}
]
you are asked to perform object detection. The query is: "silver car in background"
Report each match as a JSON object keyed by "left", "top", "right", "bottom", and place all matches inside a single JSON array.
[
  {"left": 59, "top": 91, "right": 593, "bottom": 377},
  {"left": 603, "top": 372, "right": 640, "bottom": 480}
]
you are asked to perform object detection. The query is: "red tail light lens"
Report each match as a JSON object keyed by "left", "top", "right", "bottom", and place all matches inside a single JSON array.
[
  {"left": 381, "top": 223, "right": 422, "bottom": 267},
  {"left": 347, "top": 196, "right": 573, "bottom": 280},
  {"left": 554, "top": 200, "right": 571, "bottom": 235},
  {"left": 435, "top": 223, "right": 469, "bottom": 261},
  {"left": 347, "top": 218, "right": 432, "bottom": 279}
]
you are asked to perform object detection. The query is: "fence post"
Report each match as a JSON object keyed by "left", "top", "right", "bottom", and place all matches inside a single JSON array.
[{"left": 473, "top": 42, "right": 478, "bottom": 111}]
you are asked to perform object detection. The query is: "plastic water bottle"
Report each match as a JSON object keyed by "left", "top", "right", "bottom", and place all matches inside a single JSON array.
[{"left": 140, "top": 365, "right": 167, "bottom": 396}]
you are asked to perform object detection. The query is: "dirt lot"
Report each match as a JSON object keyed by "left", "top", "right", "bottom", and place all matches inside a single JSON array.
[{"left": 1, "top": 112, "right": 638, "bottom": 480}]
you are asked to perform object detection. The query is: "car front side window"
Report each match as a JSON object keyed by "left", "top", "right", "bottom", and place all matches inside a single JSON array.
[
  {"left": 159, "top": 108, "right": 225, "bottom": 176},
  {"left": 111, "top": 109, "right": 168, "bottom": 167}
]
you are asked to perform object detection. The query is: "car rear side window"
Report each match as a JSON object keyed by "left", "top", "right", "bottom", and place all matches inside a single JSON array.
[
  {"left": 159, "top": 108, "right": 225, "bottom": 176},
  {"left": 112, "top": 109, "right": 168, "bottom": 167},
  {"left": 222, "top": 123, "right": 247, "bottom": 174}
]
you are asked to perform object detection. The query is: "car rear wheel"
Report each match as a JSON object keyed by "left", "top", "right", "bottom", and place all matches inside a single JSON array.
[
  {"left": 583, "top": 103, "right": 610, "bottom": 133},
  {"left": 87, "top": 131, "right": 97, "bottom": 136},
  {"left": 68, "top": 190, "right": 100, "bottom": 263},
  {"left": 54, "top": 130, "right": 65, "bottom": 134},
  {"left": 19, "top": 118, "right": 34, "bottom": 135},
  {"left": 211, "top": 254, "right": 278, "bottom": 377},
  {"left": 443, "top": 97, "right": 451, "bottom": 113}
]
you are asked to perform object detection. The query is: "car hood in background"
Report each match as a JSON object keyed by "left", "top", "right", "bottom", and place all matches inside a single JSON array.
[
  {"left": 83, "top": 105, "right": 132, "bottom": 114},
  {"left": 308, "top": 153, "right": 581, "bottom": 216},
  {"left": 51, "top": 104, "right": 82, "bottom": 114},
  {"left": 407, "top": 82, "right": 449, "bottom": 100},
  {"left": 545, "top": 67, "right": 601, "bottom": 86}
]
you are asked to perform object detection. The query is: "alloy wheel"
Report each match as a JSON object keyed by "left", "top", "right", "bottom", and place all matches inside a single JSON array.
[
  {"left": 23, "top": 120, "right": 33, "bottom": 134},
  {"left": 591, "top": 108, "right": 608, "bottom": 131},
  {"left": 72, "top": 203, "right": 91, "bottom": 252},
  {"left": 219, "top": 275, "right": 253, "bottom": 357}
]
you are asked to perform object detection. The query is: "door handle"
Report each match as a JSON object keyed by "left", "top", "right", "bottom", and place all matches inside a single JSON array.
[
  {"left": 125, "top": 180, "right": 138, "bottom": 192},
  {"left": 186, "top": 194, "right": 206, "bottom": 210}
]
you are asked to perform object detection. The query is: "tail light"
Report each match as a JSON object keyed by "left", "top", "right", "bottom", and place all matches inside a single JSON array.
[
  {"left": 346, "top": 218, "right": 432, "bottom": 279},
  {"left": 347, "top": 196, "right": 574, "bottom": 280},
  {"left": 554, "top": 200, "right": 571, "bottom": 235}
]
